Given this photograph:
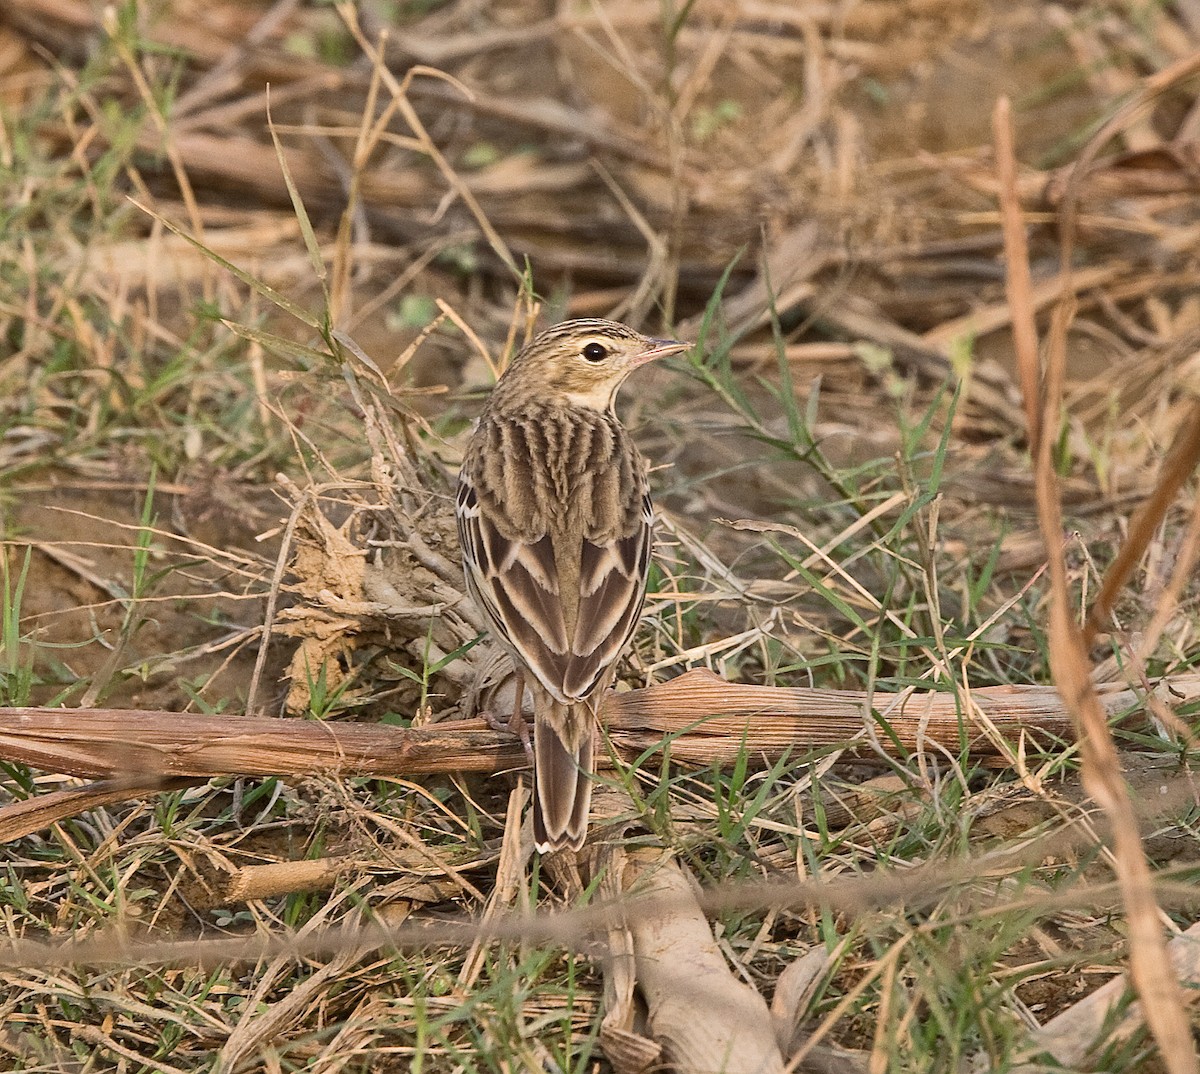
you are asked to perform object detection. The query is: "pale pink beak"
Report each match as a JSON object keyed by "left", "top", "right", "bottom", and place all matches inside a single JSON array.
[{"left": 631, "top": 338, "right": 689, "bottom": 368}]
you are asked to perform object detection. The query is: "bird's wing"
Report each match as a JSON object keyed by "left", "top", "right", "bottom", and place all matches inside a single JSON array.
[
  {"left": 456, "top": 476, "right": 651, "bottom": 705},
  {"left": 561, "top": 490, "right": 652, "bottom": 698}
]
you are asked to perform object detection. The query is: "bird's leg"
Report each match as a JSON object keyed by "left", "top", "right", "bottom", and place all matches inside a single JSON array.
[
  {"left": 508, "top": 668, "right": 533, "bottom": 765},
  {"left": 484, "top": 668, "right": 533, "bottom": 765}
]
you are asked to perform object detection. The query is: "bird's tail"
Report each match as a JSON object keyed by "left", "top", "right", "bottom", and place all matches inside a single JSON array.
[{"left": 532, "top": 700, "right": 594, "bottom": 853}]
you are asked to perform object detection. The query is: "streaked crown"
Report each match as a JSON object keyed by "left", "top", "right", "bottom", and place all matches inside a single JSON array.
[{"left": 489, "top": 318, "right": 687, "bottom": 413}]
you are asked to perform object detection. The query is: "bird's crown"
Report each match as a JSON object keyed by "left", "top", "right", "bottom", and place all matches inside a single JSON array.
[{"left": 490, "top": 318, "right": 687, "bottom": 413}]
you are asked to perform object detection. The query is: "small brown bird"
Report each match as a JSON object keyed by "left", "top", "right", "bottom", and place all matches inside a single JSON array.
[{"left": 456, "top": 319, "right": 687, "bottom": 852}]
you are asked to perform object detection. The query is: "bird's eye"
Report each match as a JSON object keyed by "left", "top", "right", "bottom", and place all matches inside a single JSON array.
[{"left": 582, "top": 342, "right": 608, "bottom": 362}]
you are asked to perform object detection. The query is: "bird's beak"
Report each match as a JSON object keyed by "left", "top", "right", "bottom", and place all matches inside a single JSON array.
[{"left": 631, "top": 338, "right": 689, "bottom": 368}]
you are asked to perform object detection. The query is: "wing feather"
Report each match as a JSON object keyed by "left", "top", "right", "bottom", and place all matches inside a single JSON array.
[{"left": 457, "top": 408, "right": 652, "bottom": 705}]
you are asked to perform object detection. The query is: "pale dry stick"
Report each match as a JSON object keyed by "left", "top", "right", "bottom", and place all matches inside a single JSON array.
[
  {"left": 1022, "top": 922, "right": 1200, "bottom": 1069},
  {"left": 995, "top": 93, "right": 1199, "bottom": 1072},
  {"left": 729, "top": 341, "right": 858, "bottom": 368},
  {"left": 785, "top": 937, "right": 913, "bottom": 1073},
  {"left": 343, "top": 232, "right": 474, "bottom": 339},
  {"left": 102, "top": 10, "right": 212, "bottom": 303},
  {"left": 222, "top": 858, "right": 351, "bottom": 903},
  {"left": 171, "top": 0, "right": 303, "bottom": 118},
  {"left": 3, "top": 852, "right": 1200, "bottom": 977},
  {"left": 10, "top": 580, "right": 267, "bottom": 625},
  {"left": 434, "top": 298, "right": 497, "bottom": 379},
  {"left": 243, "top": 490, "right": 306, "bottom": 718},
  {"left": 338, "top": 4, "right": 521, "bottom": 281},
  {"left": 348, "top": 313, "right": 450, "bottom": 392},
  {"left": 328, "top": 28, "right": 397, "bottom": 326},
  {"left": 618, "top": 850, "right": 785, "bottom": 1074},
  {"left": 993, "top": 97, "right": 1043, "bottom": 456},
  {"left": 923, "top": 262, "right": 1125, "bottom": 353},
  {"left": 267, "top": 121, "right": 423, "bottom": 153},
  {"left": 12, "top": 479, "right": 192, "bottom": 495},
  {"left": 638, "top": 609, "right": 787, "bottom": 691},
  {"left": 1133, "top": 487, "right": 1200, "bottom": 665},
  {"left": 641, "top": 622, "right": 780, "bottom": 676},
  {"left": 1084, "top": 402, "right": 1200, "bottom": 644},
  {"left": 590, "top": 161, "right": 669, "bottom": 325},
  {"left": 456, "top": 781, "right": 529, "bottom": 992}
]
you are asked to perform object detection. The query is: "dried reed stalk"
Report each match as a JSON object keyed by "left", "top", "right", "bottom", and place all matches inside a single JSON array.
[
  {"left": 600, "top": 669, "right": 1187, "bottom": 764},
  {"left": 1, "top": 668, "right": 1198, "bottom": 841},
  {"left": 0, "top": 671, "right": 1192, "bottom": 782},
  {"left": 996, "top": 90, "right": 1200, "bottom": 1073}
]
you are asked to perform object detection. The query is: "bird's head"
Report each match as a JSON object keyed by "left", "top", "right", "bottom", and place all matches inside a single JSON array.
[{"left": 493, "top": 319, "right": 688, "bottom": 412}]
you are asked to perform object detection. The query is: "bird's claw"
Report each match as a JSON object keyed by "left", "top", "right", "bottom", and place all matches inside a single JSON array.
[{"left": 483, "top": 706, "right": 534, "bottom": 767}]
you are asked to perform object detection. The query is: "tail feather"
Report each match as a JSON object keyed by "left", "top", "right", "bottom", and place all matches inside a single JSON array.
[{"left": 532, "top": 701, "right": 594, "bottom": 853}]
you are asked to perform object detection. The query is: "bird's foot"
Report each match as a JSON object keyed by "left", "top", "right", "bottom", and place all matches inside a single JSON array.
[
  {"left": 511, "top": 670, "right": 533, "bottom": 766},
  {"left": 483, "top": 700, "right": 533, "bottom": 767}
]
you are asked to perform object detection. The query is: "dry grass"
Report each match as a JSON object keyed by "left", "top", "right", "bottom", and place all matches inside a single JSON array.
[{"left": 2, "top": 1, "right": 1200, "bottom": 1071}]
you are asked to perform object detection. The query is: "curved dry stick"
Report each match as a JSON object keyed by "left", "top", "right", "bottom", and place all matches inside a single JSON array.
[
  {"left": 1, "top": 669, "right": 1198, "bottom": 839},
  {"left": 1025, "top": 53, "right": 1200, "bottom": 1073}
]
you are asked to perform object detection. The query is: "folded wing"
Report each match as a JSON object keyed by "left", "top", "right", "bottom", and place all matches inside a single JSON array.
[{"left": 456, "top": 464, "right": 651, "bottom": 704}]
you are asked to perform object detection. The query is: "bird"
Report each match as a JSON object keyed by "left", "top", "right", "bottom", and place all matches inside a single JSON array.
[{"left": 456, "top": 318, "right": 688, "bottom": 852}]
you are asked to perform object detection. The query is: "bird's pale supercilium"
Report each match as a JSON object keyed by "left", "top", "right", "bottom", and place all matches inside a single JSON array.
[{"left": 456, "top": 319, "right": 688, "bottom": 852}]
